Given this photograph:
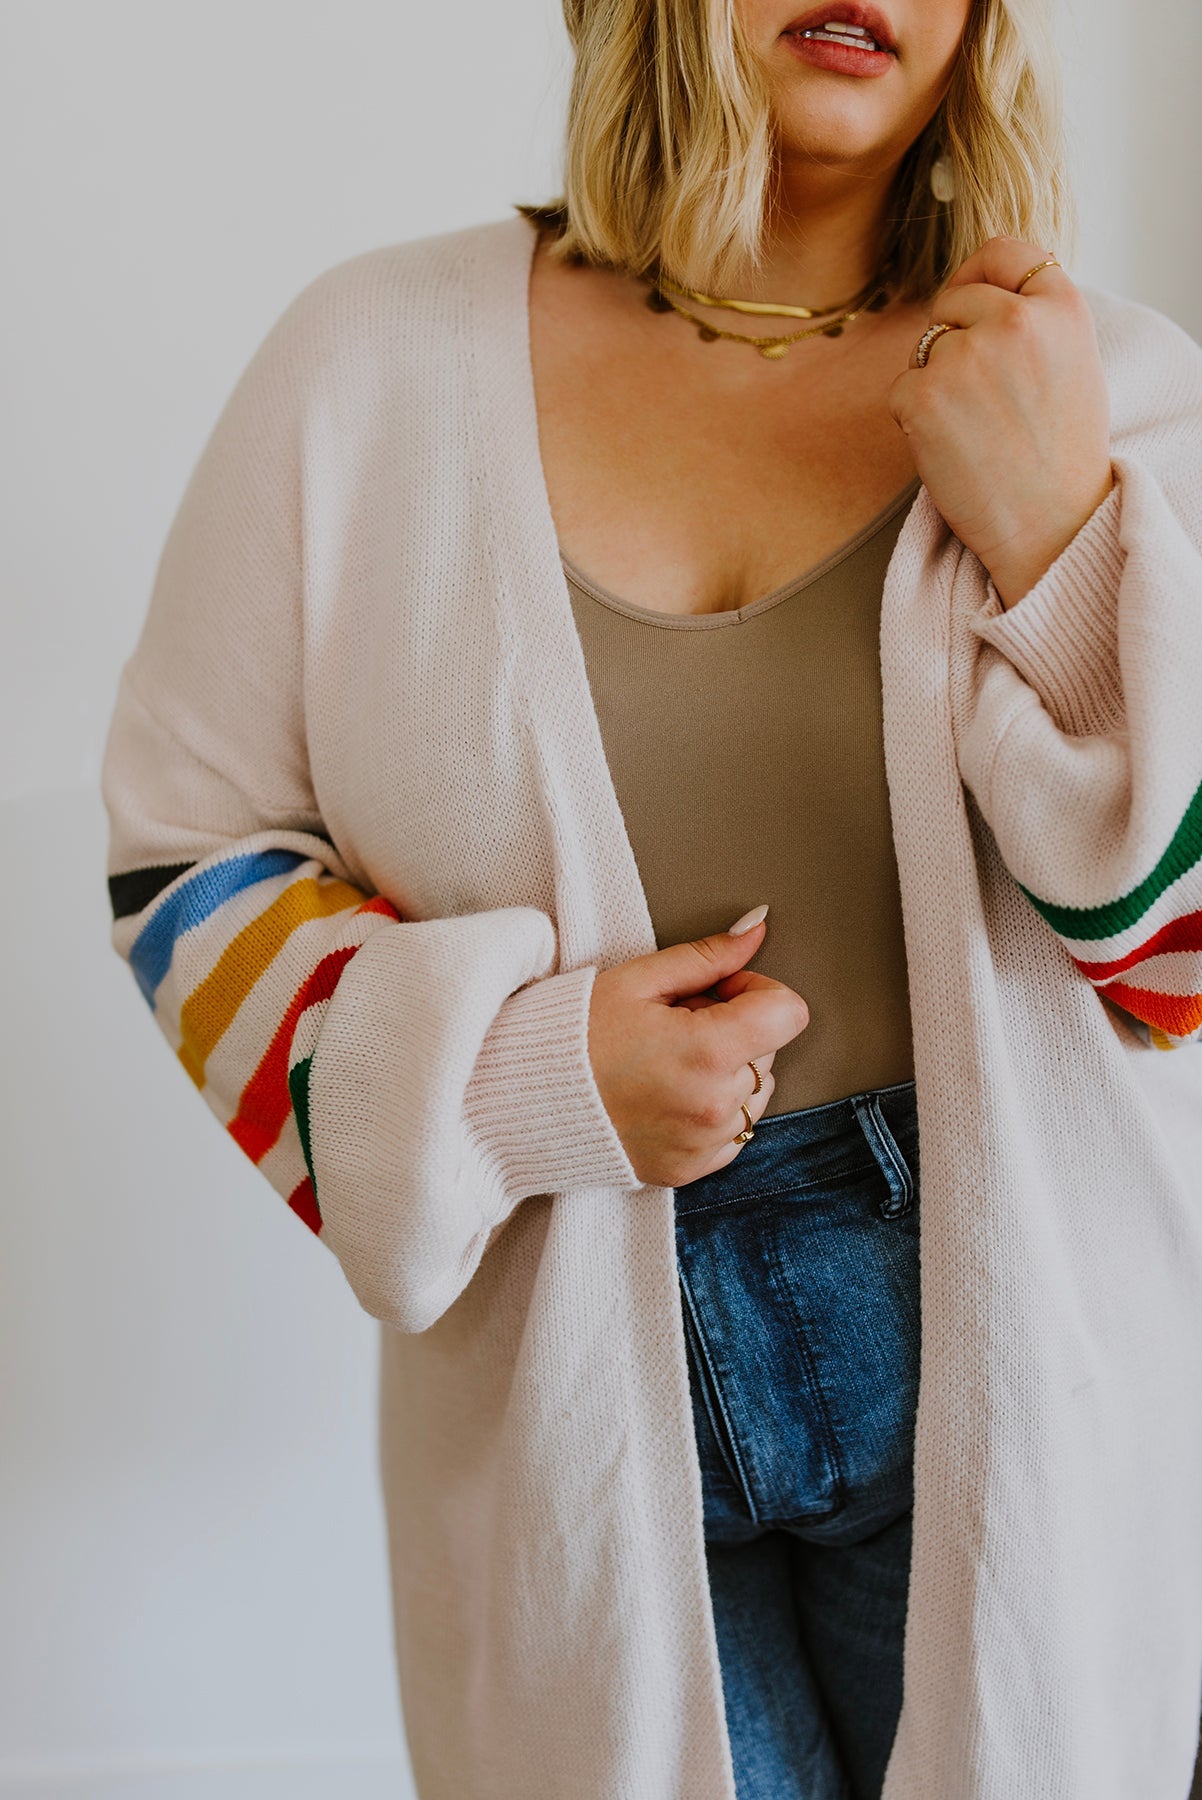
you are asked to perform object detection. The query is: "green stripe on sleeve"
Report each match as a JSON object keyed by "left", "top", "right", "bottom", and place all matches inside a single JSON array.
[
  {"left": 288, "top": 1055, "right": 316, "bottom": 1191},
  {"left": 1017, "top": 774, "right": 1202, "bottom": 941}
]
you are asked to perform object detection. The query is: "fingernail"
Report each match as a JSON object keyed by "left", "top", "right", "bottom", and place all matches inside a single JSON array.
[{"left": 727, "top": 904, "right": 769, "bottom": 936}]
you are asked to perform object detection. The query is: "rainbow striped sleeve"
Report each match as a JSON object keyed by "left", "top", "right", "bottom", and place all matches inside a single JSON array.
[
  {"left": 1015, "top": 775, "right": 1202, "bottom": 1051},
  {"left": 110, "top": 844, "right": 402, "bottom": 1234}
]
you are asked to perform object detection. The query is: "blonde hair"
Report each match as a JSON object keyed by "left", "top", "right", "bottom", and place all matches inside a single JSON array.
[{"left": 524, "top": 0, "right": 1076, "bottom": 302}]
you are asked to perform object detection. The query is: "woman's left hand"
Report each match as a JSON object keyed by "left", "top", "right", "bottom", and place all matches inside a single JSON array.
[{"left": 887, "top": 236, "right": 1116, "bottom": 610}]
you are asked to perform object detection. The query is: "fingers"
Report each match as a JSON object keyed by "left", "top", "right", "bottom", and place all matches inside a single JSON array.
[
  {"left": 922, "top": 265, "right": 1070, "bottom": 337},
  {"left": 728, "top": 1065, "right": 776, "bottom": 1146},
  {"left": 903, "top": 238, "right": 1078, "bottom": 376},
  {"left": 644, "top": 922, "right": 766, "bottom": 1005},
  {"left": 700, "top": 977, "right": 809, "bottom": 1063},
  {"left": 906, "top": 320, "right": 968, "bottom": 375},
  {"left": 925, "top": 284, "right": 1011, "bottom": 332},
  {"left": 742, "top": 1054, "right": 773, "bottom": 1102},
  {"left": 675, "top": 992, "right": 722, "bottom": 1012},
  {"left": 940, "top": 236, "right": 1073, "bottom": 298},
  {"left": 902, "top": 255, "right": 1082, "bottom": 385}
]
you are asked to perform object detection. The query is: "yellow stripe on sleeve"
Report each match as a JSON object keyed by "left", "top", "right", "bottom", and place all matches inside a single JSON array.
[{"left": 176, "top": 876, "right": 366, "bottom": 1086}]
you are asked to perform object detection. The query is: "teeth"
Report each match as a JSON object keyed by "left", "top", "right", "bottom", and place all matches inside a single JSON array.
[{"left": 801, "top": 22, "right": 883, "bottom": 49}]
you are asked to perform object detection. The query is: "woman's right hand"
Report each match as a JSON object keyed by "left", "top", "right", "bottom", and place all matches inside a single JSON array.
[{"left": 587, "top": 913, "right": 810, "bottom": 1188}]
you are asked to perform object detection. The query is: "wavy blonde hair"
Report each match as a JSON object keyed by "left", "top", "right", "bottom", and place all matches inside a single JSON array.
[{"left": 524, "top": 0, "right": 1076, "bottom": 302}]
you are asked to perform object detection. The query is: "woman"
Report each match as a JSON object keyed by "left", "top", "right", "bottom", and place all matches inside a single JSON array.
[{"left": 100, "top": 0, "right": 1202, "bottom": 1794}]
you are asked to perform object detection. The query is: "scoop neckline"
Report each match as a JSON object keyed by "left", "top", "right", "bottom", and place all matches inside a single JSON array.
[{"left": 559, "top": 475, "right": 922, "bottom": 630}]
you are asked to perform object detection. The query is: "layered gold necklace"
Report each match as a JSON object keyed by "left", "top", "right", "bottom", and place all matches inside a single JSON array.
[{"left": 645, "top": 266, "right": 893, "bottom": 359}]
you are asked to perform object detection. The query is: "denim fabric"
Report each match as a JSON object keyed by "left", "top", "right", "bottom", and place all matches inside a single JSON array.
[{"left": 674, "top": 1079, "right": 921, "bottom": 1800}]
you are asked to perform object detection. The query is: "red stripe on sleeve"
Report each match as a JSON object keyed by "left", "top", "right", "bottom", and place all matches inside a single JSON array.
[
  {"left": 228, "top": 943, "right": 359, "bottom": 1162},
  {"left": 1071, "top": 909, "right": 1202, "bottom": 983},
  {"left": 226, "top": 896, "right": 401, "bottom": 1165},
  {"left": 287, "top": 1177, "right": 323, "bottom": 1236}
]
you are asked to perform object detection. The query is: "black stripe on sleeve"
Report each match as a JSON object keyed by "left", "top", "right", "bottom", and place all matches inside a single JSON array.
[{"left": 108, "top": 862, "right": 198, "bottom": 921}]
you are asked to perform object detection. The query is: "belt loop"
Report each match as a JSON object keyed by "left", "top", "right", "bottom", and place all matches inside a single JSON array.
[{"left": 851, "top": 1093, "right": 915, "bottom": 1219}]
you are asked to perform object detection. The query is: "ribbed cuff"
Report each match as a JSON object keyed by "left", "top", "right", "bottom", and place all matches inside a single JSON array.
[
  {"left": 463, "top": 963, "right": 646, "bottom": 1207},
  {"left": 972, "top": 475, "right": 1126, "bottom": 737}
]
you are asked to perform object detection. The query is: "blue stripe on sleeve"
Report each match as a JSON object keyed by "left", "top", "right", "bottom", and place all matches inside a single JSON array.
[{"left": 130, "top": 849, "right": 309, "bottom": 1005}]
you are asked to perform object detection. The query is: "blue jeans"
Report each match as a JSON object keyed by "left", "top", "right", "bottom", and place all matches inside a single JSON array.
[{"left": 674, "top": 1080, "right": 921, "bottom": 1800}]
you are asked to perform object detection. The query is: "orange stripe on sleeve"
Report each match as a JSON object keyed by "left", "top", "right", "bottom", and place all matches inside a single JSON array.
[{"left": 1099, "top": 981, "right": 1202, "bottom": 1038}]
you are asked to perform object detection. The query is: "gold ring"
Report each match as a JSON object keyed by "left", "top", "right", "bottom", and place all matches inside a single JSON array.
[
  {"left": 914, "top": 321, "right": 959, "bottom": 368},
  {"left": 1016, "top": 254, "right": 1061, "bottom": 293},
  {"left": 748, "top": 1060, "right": 762, "bottom": 1094},
  {"left": 732, "top": 1103, "right": 755, "bottom": 1145}
]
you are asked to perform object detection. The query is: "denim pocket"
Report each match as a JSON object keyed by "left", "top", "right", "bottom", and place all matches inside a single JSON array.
[
  {"left": 678, "top": 1267, "right": 757, "bottom": 1506},
  {"left": 850, "top": 1092, "right": 917, "bottom": 1218},
  {"left": 675, "top": 1112, "right": 922, "bottom": 1537}
]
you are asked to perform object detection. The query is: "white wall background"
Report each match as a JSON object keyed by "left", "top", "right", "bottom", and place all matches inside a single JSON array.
[{"left": 2, "top": 3, "right": 1198, "bottom": 1796}]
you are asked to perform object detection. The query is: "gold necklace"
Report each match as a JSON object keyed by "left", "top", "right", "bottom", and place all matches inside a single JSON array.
[
  {"left": 656, "top": 274, "right": 870, "bottom": 321},
  {"left": 645, "top": 269, "right": 893, "bottom": 359}
]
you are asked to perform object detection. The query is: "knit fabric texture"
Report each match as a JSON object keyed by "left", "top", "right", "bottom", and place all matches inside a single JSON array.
[{"left": 101, "top": 216, "right": 1202, "bottom": 1799}]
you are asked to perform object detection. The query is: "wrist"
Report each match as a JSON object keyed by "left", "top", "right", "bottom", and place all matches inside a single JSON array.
[{"left": 986, "top": 465, "right": 1117, "bottom": 611}]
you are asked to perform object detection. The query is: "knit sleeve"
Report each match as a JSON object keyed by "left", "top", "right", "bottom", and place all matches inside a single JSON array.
[
  {"left": 954, "top": 380, "right": 1202, "bottom": 1050},
  {"left": 101, "top": 272, "right": 644, "bottom": 1338}
]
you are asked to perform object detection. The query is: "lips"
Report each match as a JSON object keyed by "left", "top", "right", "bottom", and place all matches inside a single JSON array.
[{"left": 782, "top": 3, "right": 898, "bottom": 55}]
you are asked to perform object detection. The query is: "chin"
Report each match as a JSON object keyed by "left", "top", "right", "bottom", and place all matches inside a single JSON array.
[{"left": 775, "top": 114, "right": 895, "bottom": 170}]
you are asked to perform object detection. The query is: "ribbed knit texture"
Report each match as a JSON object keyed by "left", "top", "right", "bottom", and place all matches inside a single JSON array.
[{"left": 101, "top": 216, "right": 1202, "bottom": 1799}]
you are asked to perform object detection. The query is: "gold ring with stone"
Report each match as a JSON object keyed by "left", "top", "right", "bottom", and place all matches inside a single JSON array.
[{"left": 914, "top": 321, "right": 960, "bottom": 368}]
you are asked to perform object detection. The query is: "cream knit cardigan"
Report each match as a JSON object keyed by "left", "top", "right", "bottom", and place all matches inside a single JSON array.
[{"left": 101, "top": 215, "right": 1202, "bottom": 1799}]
